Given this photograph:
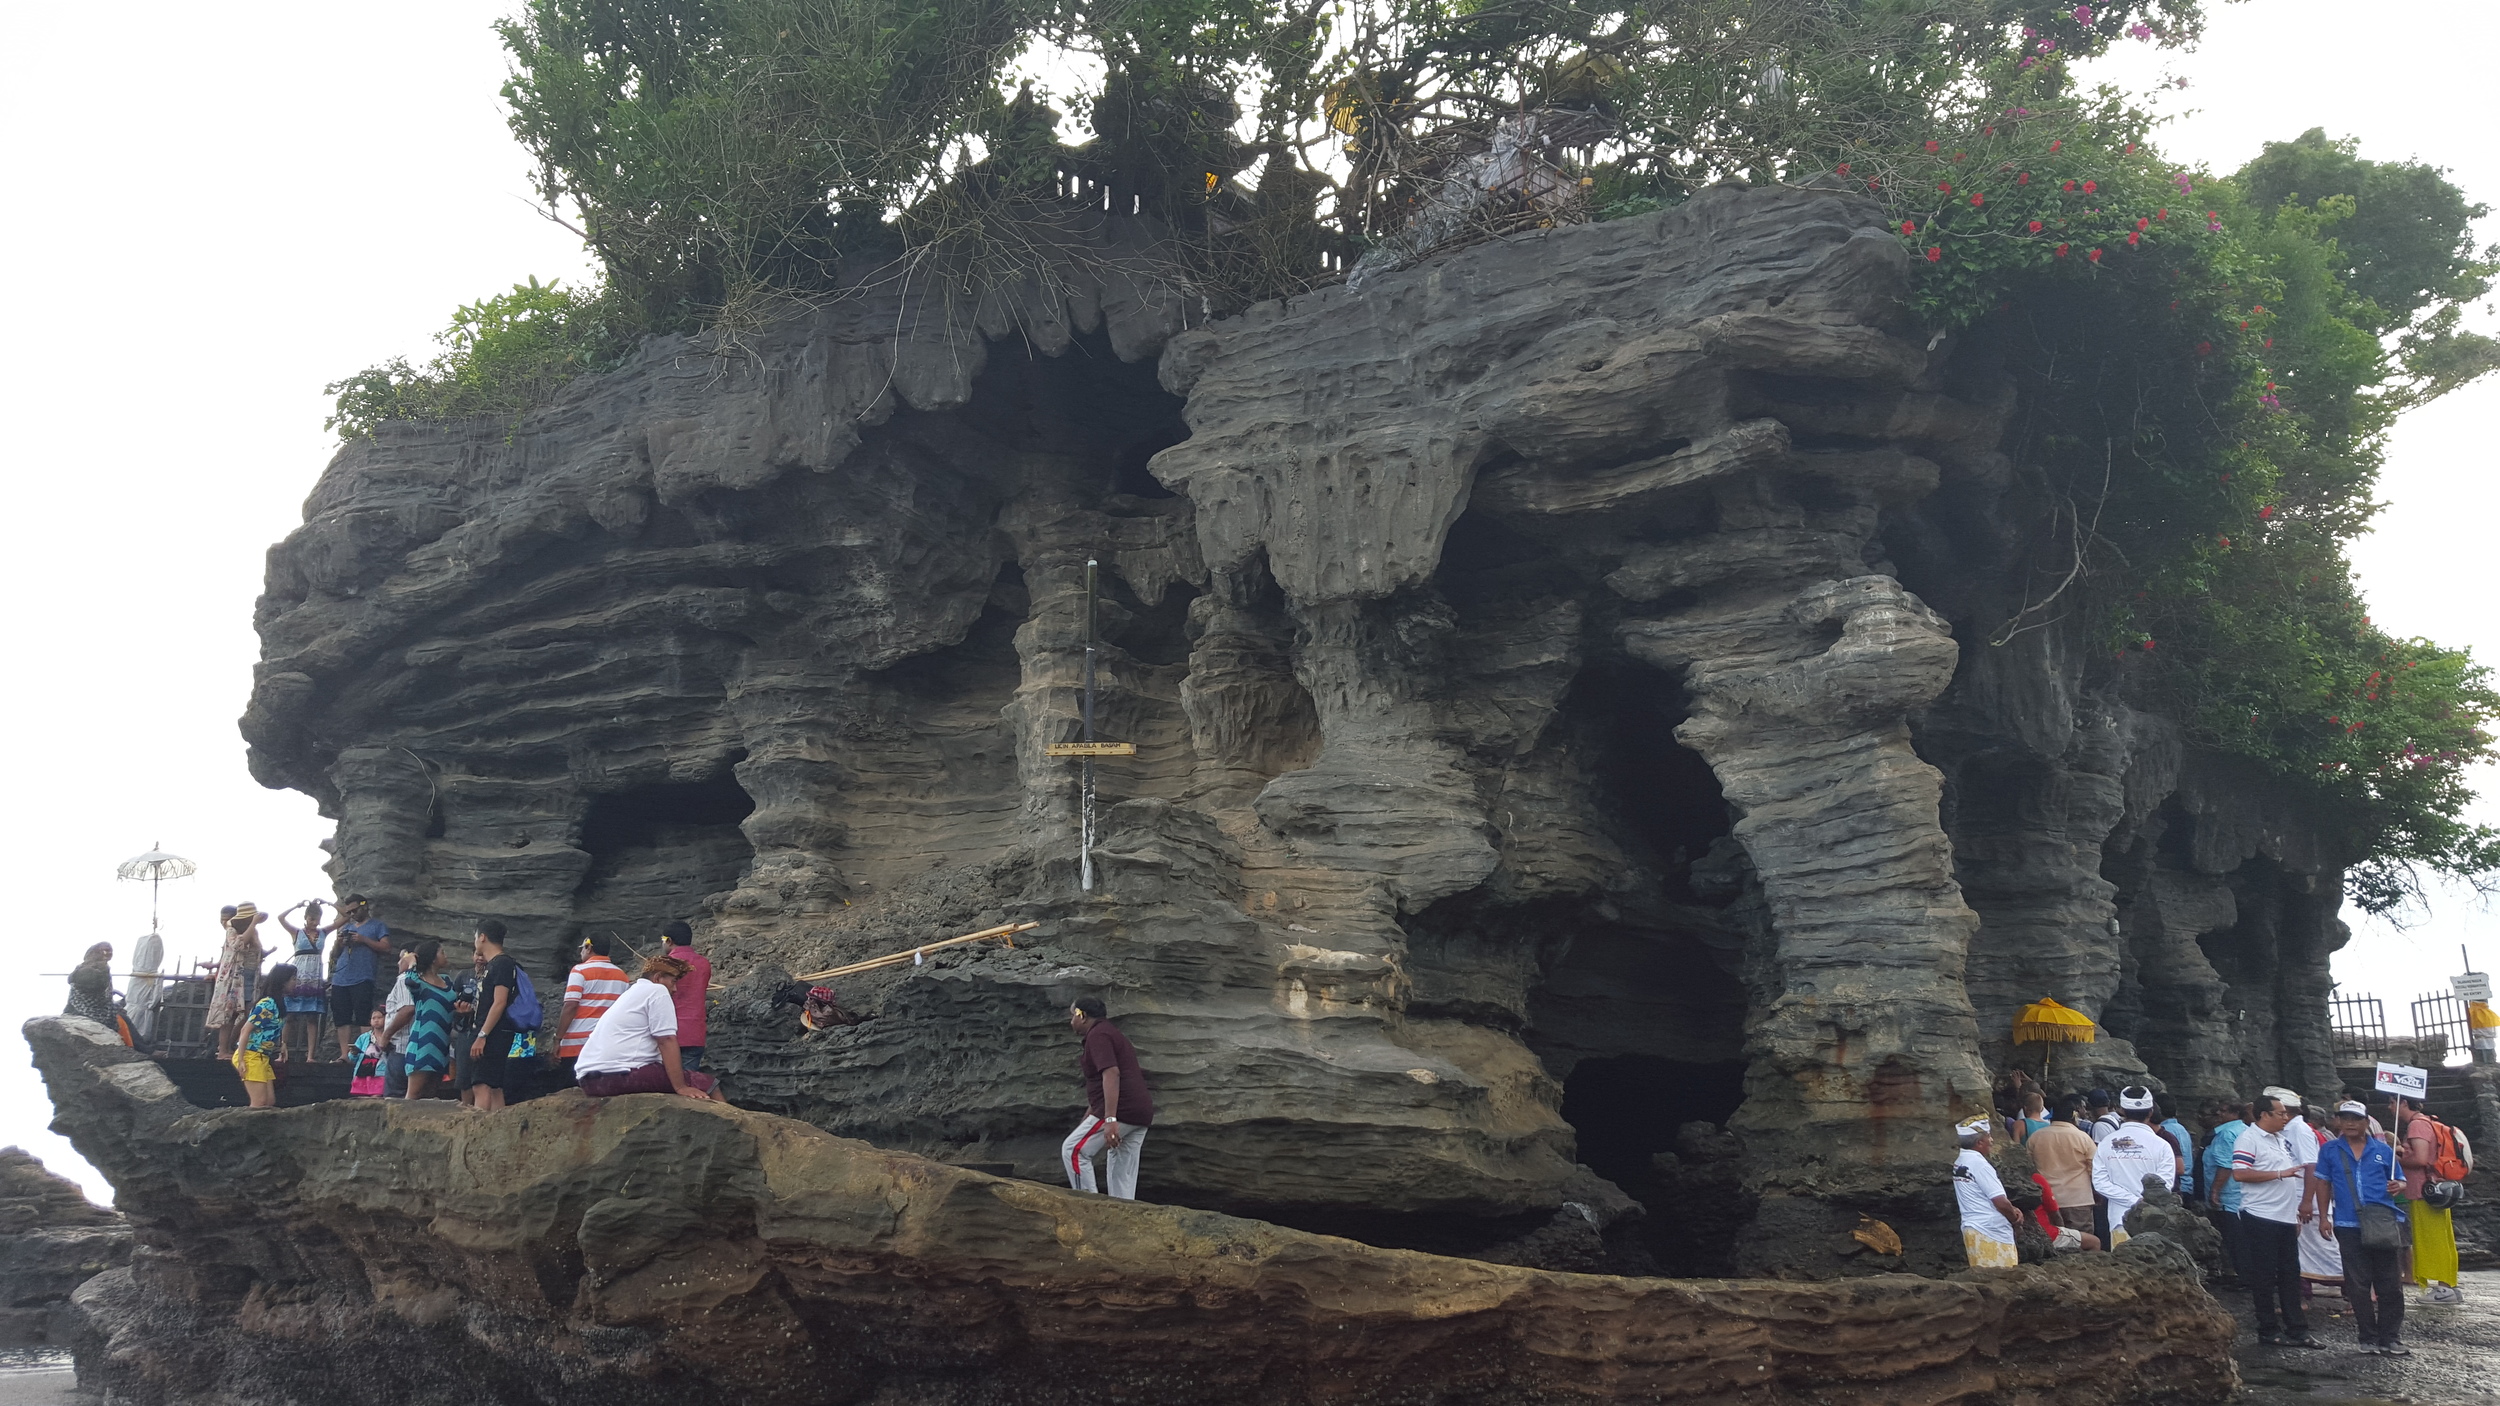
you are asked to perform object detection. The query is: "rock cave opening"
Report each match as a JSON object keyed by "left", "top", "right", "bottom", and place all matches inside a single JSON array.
[{"left": 572, "top": 763, "right": 758, "bottom": 951}]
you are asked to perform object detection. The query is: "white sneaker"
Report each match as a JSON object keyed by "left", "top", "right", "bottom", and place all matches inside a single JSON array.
[{"left": 2426, "top": 1282, "right": 2465, "bottom": 1304}]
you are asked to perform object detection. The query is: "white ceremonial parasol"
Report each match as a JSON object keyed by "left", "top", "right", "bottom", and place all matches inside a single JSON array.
[{"left": 115, "top": 843, "right": 197, "bottom": 936}]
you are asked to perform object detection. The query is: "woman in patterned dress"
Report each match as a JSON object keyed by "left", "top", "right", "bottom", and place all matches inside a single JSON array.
[
  {"left": 278, "top": 900, "right": 334, "bottom": 1063},
  {"left": 387, "top": 940, "right": 458, "bottom": 1100},
  {"left": 64, "top": 943, "right": 118, "bottom": 1031},
  {"left": 206, "top": 904, "right": 271, "bottom": 1057},
  {"left": 233, "top": 964, "right": 296, "bottom": 1108}
]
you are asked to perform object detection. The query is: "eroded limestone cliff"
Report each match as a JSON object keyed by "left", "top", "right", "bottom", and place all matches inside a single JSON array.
[
  {"left": 31, "top": 1016, "right": 2237, "bottom": 1406},
  {"left": 241, "top": 184, "right": 2347, "bottom": 1275}
]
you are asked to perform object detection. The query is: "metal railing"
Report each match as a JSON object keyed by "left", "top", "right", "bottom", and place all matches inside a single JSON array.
[
  {"left": 2411, "top": 991, "right": 2469, "bottom": 1064},
  {"left": 2330, "top": 990, "right": 2388, "bottom": 1061}
]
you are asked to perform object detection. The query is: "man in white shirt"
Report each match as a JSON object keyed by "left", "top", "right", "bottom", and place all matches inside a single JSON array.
[
  {"left": 2234, "top": 1092, "right": 2326, "bottom": 1348},
  {"left": 2086, "top": 1088, "right": 2122, "bottom": 1144},
  {"left": 1953, "top": 1116, "right": 2026, "bottom": 1268},
  {"left": 380, "top": 949, "right": 417, "bottom": 1099},
  {"left": 574, "top": 956, "right": 721, "bottom": 1100},
  {"left": 2092, "top": 1087, "right": 2178, "bottom": 1245}
]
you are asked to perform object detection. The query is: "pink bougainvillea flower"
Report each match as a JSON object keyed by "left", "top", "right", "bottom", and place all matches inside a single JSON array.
[
  {"left": 2128, "top": 21, "right": 2152, "bottom": 39},
  {"left": 2209, "top": 219, "right": 2223, "bottom": 232},
  {"left": 2038, "top": 38, "right": 2056, "bottom": 51},
  {"left": 1924, "top": 139, "right": 1941, "bottom": 152},
  {"left": 1901, "top": 220, "right": 1918, "bottom": 235},
  {"left": 2020, "top": 55, "right": 2037, "bottom": 68},
  {"left": 2082, "top": 179, "right": 2098, "bottom": 193},
  {"left": 1970, "top": 191, "right": 1986, "bottom": 206},
  {"left": 2028, "top": 219, "right": 2045, "bottom": 233},
  {"left": 1926, "top": 246, "right": 1943, "bottom": 262},
  {"left": 2176, "top": 174, "right": 2195, "bottom": 193},
  {"left": 2074, "top": 4, "right": 2094, "bottom": 21}
]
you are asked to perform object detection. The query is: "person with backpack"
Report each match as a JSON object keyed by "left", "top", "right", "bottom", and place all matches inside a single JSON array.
[
  {"left": 2395, "top": 1102, "right": 2467, "bottom": 1301},
  {"left": 467, "top": 920, "right": 543, "bottom": 1111}
]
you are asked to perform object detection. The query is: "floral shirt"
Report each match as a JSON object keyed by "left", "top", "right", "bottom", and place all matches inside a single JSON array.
[{"left": 240, "top": 997, "right": 286, "bottom": 1055}]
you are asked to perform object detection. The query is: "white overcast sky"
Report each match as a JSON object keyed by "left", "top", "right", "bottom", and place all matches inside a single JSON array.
[{"left": 0, "top": 1, "right": 2484, "bottom": 1204}]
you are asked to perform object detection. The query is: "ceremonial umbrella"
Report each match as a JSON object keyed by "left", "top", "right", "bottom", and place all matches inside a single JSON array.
[
  {"left": 115, "top": 843, "right": 196, "bottom": 937},
  {"left": 2012, "top": 997, "right": 2096, "bottom": 1080}
]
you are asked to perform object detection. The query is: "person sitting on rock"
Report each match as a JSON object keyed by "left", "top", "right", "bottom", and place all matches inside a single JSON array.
[
  {"left": 1953, "top": 1117, "right": 2025, "bottom": 1269},
  {"left": 1063, "top": 997, "right": 1155, "bottom": 1200},
  {"left": 2091, "top": 1086, "right": 2177, "bottom": 1247},
  {"left": 573, "top": 956, "right": 719, "bottom": 1100}
]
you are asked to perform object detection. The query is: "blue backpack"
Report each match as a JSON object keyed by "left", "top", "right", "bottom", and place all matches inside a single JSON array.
[{"left": 507, "top": 967, "right": 544, "bottom": 1032}]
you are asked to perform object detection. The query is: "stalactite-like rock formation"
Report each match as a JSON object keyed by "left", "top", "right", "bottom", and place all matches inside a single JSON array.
[{"left": 240, "top": 184, "right": 2346, "bottom": 1278}]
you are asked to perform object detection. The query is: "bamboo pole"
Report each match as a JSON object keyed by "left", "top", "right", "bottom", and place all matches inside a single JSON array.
[{"left": 793, "top": 922, "right": 1036, "bottom": 982}]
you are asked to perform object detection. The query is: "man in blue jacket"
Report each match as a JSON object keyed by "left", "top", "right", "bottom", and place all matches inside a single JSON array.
[{"left": 2316, "top": 1099, "right": 2411, "bottom": 1356}]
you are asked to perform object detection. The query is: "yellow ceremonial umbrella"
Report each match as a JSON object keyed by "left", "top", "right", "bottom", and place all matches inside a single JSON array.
[{"left": 2012, "top": 997, "right": 2097, "bottom": 1080}]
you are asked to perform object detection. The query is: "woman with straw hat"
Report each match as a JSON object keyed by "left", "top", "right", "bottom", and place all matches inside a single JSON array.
[{"left": 206, "top": 903, "right": 271, "bottom": 1058}]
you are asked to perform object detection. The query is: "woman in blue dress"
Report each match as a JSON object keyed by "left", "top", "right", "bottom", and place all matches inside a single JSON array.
[{"left": 385, "top": 939, "right": 458, "bottom": 1100}]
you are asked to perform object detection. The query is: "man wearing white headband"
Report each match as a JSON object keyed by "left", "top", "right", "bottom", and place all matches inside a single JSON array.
[
  {"left": 2091, "top": 1085, "right": 2178, "bottom": 1246},
  {"left": 1953, "top": 1116, "right": 2025, "bottom": 1269}
]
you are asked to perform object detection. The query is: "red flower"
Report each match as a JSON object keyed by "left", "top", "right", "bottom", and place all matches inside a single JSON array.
[
  {"left": 2264, "top": 337, "right": 2274, "bottom": 348},
  {"left": 1902, "top": 220, "right": 1918, "bottom": 235},
  {"left": 1924, "top": 140, "right": 1941, "bottom": 153},
  {"left": 1970, "top": 192, "right": 1986, "bottom": 206},
  {"left": 2062, "top": 179, "right": 2077, "bottom": 191},
  {"left": 1938, "top": 180, "right": 1953, "bottom": 192},
  {"left": 2156, "top": 208, "right": 2167, "bottom": 219},
  {"left": 1837, "top": 163, "right": 1852, "bottom": 174},
  {"left": 2241, "top": 320, "right": 2249, "bottom": 329},
  {"left": 2056, "top": 242, "right": 2070, "bottom": 256},
  {"left": 1869, "top": 179, "right": 1882, "bottom": 190},
  {"left": 2083, "top": 180, "right": 2098, "bottom": 193},
  {"left": 2258, "top": 505, "right": 2275, "bottom": 520},
  {"left": 2019, "top": 172, "right": 2032, "bottom": 184},
  {"left": 2136, "top": 217, "right": 2150, "bottom": 230},
  {"left": 2050, "top": 139, "right": 2063, "bottom": 151},
  {"left": 2088, "top": 247, "right": 2103, "bottom": 262},
  {"left": 2142, "top": 638, "right": 2158, "bottom": 651},
  {"left": 2028, "top": 220, "right": 2045, "bottom": 233},
  {"left": 1954, "top": 151, "right": 1967, "bottom": 162},
  {"left": 2196, "top": 341, "right": 2213, "bottom": 355},
  {"left": 2127, "top": 231, "right": 2141, "bottom": 246},
  {"left": 1927, "top": 246, "right": 1943, "bottom": 262},
  {"left": 2125, "top": 142, "right": 2137, "bottom": 154},
  {"left": 2219, "top": 536, "right": 2232, "bottom": 548}
]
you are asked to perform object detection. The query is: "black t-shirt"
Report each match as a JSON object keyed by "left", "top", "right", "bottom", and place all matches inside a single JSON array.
[{"left": 480, "top": 955, "right": 521, "bottom": 1036}]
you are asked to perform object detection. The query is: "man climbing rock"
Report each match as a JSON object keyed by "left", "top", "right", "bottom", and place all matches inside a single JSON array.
[{"left": 1063, "top": 997, "right": 1154, "bottom": 1200}]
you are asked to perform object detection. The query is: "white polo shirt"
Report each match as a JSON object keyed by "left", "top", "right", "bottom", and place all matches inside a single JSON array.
[{"left": 2232, "top": 1123, "right": 2306, "bottom": 1223}]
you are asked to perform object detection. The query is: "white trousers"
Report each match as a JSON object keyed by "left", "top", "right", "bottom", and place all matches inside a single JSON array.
[{"left": 1062, "top": 1117, "right": 1148, "bottom": 1199}]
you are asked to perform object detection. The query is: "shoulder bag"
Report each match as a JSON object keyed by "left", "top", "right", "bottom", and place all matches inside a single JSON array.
[{"left": 2338, "top": 1143, "right": 2406, "bottom": 1251}]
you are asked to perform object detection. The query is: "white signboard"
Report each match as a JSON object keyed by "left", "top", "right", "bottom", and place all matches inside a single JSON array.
[
  {"left": 2375, "top": 1062, "right": 2429, "bottom": 1100},
  {"left": 2456, "top": 972, "right": 2493, "bottom": 1004}
]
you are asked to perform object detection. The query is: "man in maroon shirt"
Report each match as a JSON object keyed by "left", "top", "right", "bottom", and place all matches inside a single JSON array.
[{"left": 1063, "top": 996, "right": 1155, "bottom": 1199}]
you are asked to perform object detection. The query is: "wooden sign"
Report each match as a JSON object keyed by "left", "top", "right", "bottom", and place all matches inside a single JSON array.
[{"left": 1045, "top": 741, "right": 1136, "bottom": 757}]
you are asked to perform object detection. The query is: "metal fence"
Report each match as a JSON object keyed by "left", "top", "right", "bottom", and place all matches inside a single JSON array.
[
  {"left": 2411, "top": 991, "right": 2469, "bottom": 1064},
  {"left": 2330, "top": 991, "right": 2389, "bottom": 1061}
]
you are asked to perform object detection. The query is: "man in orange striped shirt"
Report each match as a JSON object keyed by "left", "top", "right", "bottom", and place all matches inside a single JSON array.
[{"left": 551, "top": 934, "right": 631, "bottom": 1086}]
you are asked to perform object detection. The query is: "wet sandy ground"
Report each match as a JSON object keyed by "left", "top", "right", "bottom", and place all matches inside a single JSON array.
[
  {"left": 0, "top": 1352, "right": 73, "bottom": 1406},
  {"left": 2233, "top": 1269, "right": 2500, "bottom": 1404}
]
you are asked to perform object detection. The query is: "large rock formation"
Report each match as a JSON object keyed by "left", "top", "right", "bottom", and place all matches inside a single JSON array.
[
  {"left": 242, "top": 183, "right": 2347, "bottom": 1273},
  {"left": 0, "top": 1143, "right": 127, "bottom": 1346},
  {"left": 30, "top": 1015, "right": 2238, "bottom": 1406}
]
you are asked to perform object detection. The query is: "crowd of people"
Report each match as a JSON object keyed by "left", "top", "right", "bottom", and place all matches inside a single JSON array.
[
  {"left": 69, "top": 897, "right": 1162, "bottom": 1203},
  {"left": 1958, "top": 1071, "right": 2475, "bottom": 1356}
]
